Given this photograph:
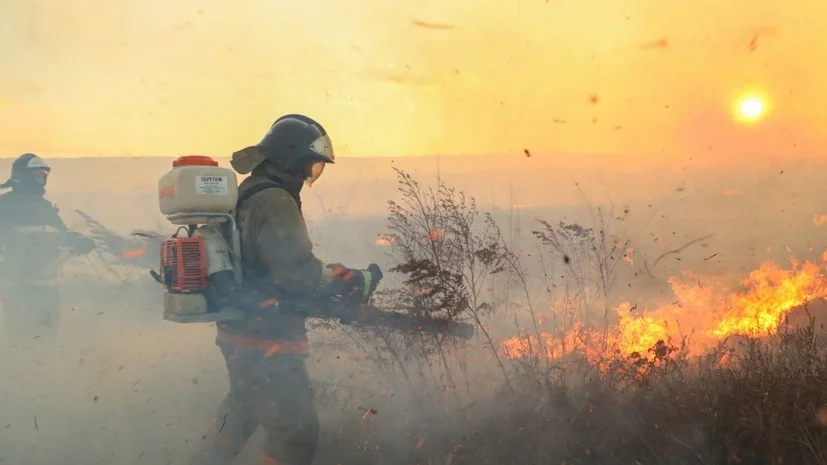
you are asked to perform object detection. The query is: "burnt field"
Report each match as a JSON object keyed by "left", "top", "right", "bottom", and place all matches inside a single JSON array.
[
  {"left": 2, "top": 161, "right": 827, "bottom": 465},
  {"left": 3, "top": 282, "right": 827, "bottom": 465}
]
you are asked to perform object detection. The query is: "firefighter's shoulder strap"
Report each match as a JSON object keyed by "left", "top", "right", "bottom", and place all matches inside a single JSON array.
[
  {"left": 225, "top": 181, "right": 286, "bottom": 252},
  {"left": 236, "top": 182, "right": 278, "bottom": 208},
  {"left": 229, "top": 180, "right": 296, "bottom": 298},
  {"left": 227, "top": 179, "right": 300, "bottom": 250},
  {"left": 235, "top": 180, "right": 301, "bottom": 212}
]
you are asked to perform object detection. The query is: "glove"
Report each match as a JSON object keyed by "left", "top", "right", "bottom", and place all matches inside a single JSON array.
[
  {"left": 362, "top": 263, "right": 383, "bottom": 300},
  {"left": 325, "top": 263, "right": 383, "bottom": 305},
  {"left": 67, "top": 232, "right": 95, "bottom": 255}
]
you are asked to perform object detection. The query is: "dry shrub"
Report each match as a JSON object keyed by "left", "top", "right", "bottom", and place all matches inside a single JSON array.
[{"left": 320, "top": 169, "right": 827, "bottom": 465}]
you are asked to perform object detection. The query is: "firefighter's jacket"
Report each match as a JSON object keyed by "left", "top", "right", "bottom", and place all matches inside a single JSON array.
[
  {"left": 0, "top": 191, "right": 81, "bottom": 287},
  {"left": 216, "top": 164, "right": 335, "bottom": 355}
]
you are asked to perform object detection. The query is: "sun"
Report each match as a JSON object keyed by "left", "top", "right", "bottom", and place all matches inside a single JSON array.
[{"left": 733, "top": 94, "right": 768, "bottom": 124}]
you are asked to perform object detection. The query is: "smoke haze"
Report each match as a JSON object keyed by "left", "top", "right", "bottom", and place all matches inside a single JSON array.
[{"left": 1, "top": 0, "right": 825, "bottom": 159}]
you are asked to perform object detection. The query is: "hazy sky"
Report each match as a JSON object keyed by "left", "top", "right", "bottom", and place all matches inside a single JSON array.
[{"left": 0, "top": 0, "right": 825, "bottom": 160}]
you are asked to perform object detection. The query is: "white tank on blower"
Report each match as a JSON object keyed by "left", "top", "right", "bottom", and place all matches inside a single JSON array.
[
  {"left": 154, "top": 155, "right": 245, "bottom": 323},
  {"left": 158, "top": 155, "right": 238, "bottom": 225}
]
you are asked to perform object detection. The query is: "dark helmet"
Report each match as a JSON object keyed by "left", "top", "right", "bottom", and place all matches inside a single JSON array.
[
  {"left": 231, "top": 114, "right": 334, "bottom": 185},
  {"left": 1, "top": 153, "right": 51, "bottom": 191}
]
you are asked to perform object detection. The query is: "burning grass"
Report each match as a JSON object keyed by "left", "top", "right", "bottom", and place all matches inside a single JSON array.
[
  {"left": 315, "top": 311, "right": 827, "bottom": 465},
  {"left": 313, "top": 168, "right": 827, "bottom": 465}
]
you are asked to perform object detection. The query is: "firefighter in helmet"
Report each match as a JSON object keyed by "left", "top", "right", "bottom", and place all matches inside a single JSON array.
[
  {"left": 0, "top": 153, "right": 95, "bottom": 349},
  {"left": 188, "top": 114, "right": 383, "bottom": 465}
]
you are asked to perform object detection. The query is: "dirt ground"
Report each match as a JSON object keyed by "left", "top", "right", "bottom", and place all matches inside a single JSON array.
[
  {"left": 0, "top": 275, "right": 435, "bottom": 465},
  {"left": 0, "top": 281, "right": 334, "bottom": 464},
  {"left": 3, "top": 262, "right": 826, "bottom": 464},
  {"left": 1, "top": 281, "right": 212, "bottom": 464}
]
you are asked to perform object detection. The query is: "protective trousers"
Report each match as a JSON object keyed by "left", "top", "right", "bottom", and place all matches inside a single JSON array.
[
  {"left": 0, "top": 284, "right": 60, "bottom": 350},
  {"left": 189, "top": 341, "right": 319, "bottom": 465}
]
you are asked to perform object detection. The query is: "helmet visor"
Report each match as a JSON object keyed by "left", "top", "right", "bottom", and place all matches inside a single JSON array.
[
  {"left": 308, "top": 134, "right": 334, "bottom": 163},
  {"left": 26, "top": 155, "right": 51, "bottom": 171},
  {"left": 304, "top": 161, "right": 326, "bottom": 188}
]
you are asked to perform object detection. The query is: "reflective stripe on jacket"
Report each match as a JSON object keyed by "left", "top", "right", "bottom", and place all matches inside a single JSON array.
[{"left": 216, "top": 329, "right": 310, "bottom": 356}]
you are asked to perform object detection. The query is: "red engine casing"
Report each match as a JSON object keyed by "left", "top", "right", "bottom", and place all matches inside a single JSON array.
[{"left": 159, "top": 236, "right": 208, "bottom": 293}]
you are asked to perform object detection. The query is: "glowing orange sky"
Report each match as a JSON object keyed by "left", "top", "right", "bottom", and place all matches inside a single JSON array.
[{"left": 0, "top": 0, "right": 825, "bottom": 159}]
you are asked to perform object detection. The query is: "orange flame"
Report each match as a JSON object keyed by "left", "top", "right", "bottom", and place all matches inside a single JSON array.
[
  {"left": 622, "top": 246, "right": 635, "bottom": 266},
  {"left": 376, "top": 235, "right": 395, "bottom": 246},
  {"left": 428, "top": 230, "right": 444, "bottom": 241},
  {"left": 502, "top": 250, "right": 827, "bottom": 368},
  {"left": 709, "top": 259, "right": 826, "bottom": 337},
  {"left": 813, "top": 214, "right": 827, "bottom": 227},
  {"left": 120, "top": 248, "right": 147, "bottom": 259}
]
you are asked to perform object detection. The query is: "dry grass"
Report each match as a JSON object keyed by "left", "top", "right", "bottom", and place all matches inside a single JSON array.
[{"left": 310, "top": 168, "right": 827, "bottom": 465}]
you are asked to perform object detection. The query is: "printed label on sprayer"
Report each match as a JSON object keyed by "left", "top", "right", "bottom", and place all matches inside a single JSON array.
[{"left": 195, "top": 176, "right": 229, "bottom": 195}]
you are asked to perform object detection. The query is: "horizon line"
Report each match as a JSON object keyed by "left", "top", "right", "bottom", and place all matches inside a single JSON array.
[{"left": 0, "top": 152, "right": 613, "bottom": 161}]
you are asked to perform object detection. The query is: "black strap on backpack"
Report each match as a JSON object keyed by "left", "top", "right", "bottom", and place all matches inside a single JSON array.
[
  {"left": 229, "top": 180, "right": 302, "bottom": 298},
  {"left": 235, "top": 180, "right": 301, "bottom": 212}
]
